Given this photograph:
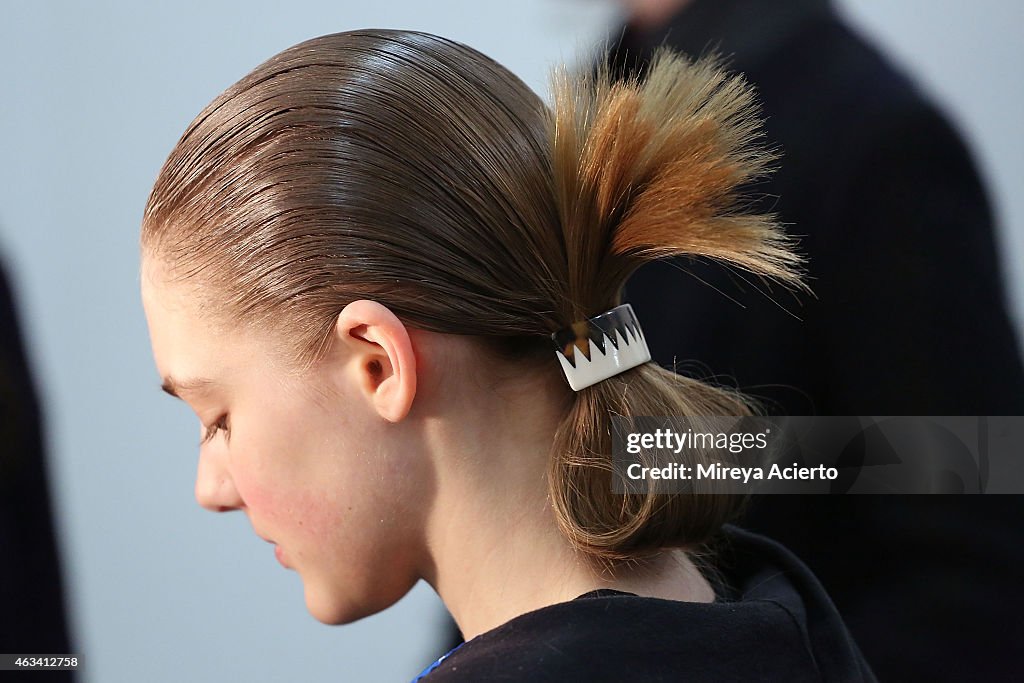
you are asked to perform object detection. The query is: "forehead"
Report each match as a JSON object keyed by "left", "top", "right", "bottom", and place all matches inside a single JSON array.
[
  {"left": 141, "top": 257, "right": 316, "bottom": 401},
  {"left": 141, "top": 258, "right": 236, "bottom": 386}
]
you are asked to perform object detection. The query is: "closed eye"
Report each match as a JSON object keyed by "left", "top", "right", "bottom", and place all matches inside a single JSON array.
[{"left": 201, "top": 415, "right": 230, "bottom": 445}]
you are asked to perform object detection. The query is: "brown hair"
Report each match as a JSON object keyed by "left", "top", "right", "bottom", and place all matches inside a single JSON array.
[{"left": 142, "top": 30, "right": 802, "bottom": 563}]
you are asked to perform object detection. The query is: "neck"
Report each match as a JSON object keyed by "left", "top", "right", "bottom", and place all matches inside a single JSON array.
[
  {"left": 416, "top": 369, "right": 714, "bottom": 640},
  {"left": 623, "top": 0, "right": 695, "bottom": 32}
]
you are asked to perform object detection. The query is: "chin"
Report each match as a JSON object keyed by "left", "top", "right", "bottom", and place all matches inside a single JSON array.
[
  {"left": 302, "top": 580, "right": 386, "bottom": 625},
  {"left": 303, "top": 576, "right": 415, "bottom": 626},
  {"left": 304, "top": 586, "right": 363, "bottom": 625}
]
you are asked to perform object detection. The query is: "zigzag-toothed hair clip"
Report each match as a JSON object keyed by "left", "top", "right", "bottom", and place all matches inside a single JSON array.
[{"left": 551, "top": 304, "right": 652, "bottom": 391}]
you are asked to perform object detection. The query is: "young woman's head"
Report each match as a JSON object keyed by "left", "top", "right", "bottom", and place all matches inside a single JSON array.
[{"left": 141, "top": 29, "right": 800, "bottom": 630}]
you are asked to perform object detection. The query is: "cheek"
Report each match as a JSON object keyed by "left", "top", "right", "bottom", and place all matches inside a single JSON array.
[
  {"left": 230, "top": 400, "right": 405, "bottom": 558},
  {"left": 235, "top": 465, "right": 339, "bottom": 541},
  {"left": 228, "top": 401, "right": 348, "bottom": 536}
]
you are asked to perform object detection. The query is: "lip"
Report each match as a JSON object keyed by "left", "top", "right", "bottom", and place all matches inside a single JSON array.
[
  {"left": 252, "top": 528, "right": 288, "bottom": 568},
  {"left": 274, "top": 544, "right": 290, "bottom": 568}
]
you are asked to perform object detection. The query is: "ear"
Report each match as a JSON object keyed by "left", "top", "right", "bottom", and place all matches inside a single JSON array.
[{"left": 333, "top": 300, "right": 417, "bottom": 423}]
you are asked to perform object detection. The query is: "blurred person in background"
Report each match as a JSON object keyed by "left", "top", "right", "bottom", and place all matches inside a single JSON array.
[
  {"left": 0, "top": 257, "right": 74, "bottom": 681},
  {"left": 607, "top": 0, "right": 1024, "bottom": 680}
]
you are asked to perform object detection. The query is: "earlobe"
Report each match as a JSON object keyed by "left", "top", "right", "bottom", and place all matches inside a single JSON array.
[{"left": 334, "top": 300, "right": 417, "bottom": 422}]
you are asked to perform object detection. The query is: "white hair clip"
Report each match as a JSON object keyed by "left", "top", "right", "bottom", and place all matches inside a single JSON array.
[{"left": 552, "top": 303, "right": 652, "bottom": 391}]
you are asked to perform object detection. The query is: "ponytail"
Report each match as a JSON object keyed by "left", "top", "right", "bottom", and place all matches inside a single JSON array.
[{"left": 544, "top": 49, "right": 804, "bottom": 561}]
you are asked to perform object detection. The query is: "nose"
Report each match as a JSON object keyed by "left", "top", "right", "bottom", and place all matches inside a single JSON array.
[{"left": 195, "top": 446, "right": 244, "bottom": 512}]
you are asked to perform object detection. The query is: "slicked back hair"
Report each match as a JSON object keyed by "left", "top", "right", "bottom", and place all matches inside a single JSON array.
[{"left": 142, "top": 30, "right": 802, "bottom": 563}]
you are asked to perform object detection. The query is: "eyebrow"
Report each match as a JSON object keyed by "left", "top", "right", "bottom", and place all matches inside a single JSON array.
[{"left": 161, "top": 376, "right": 216, "bottom": 399}]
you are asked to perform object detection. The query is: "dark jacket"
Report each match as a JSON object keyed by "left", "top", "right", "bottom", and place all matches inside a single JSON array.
[
  {"left": 0, "top": 259, "right": 72, "bottom": 679},
  {"left": 422, "top": 526, "right": 876, "bottom": 682},
  {"left": 610, "top": 0, "right": 1024, "bottom": 416},
  {"left": 608, "top": 1, "right": 1024, "bottom": 680}
]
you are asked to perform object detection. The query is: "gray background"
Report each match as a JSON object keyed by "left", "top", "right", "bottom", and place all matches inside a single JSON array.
[{"left": 1, "top": 1, "right": 1021, "bottom": 681}]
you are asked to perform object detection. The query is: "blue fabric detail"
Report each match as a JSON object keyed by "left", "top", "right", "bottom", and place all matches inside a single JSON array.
[{"left": 410, "top": 642, "right": 464, "bottom": 682}]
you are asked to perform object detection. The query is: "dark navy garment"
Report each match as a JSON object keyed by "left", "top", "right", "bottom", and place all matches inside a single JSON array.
[
  {"left": 606, "top": 1, "right": 1024, "bottom": 680},
  {"left": 0, "top": 262, "right": 72, "bottom": 679},
  {"left": 422, "top": 526, "right": 875, "bottom": 682}
]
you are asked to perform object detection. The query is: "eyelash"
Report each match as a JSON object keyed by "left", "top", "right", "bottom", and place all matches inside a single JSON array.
[{"left": 201, "top": 415, "right": 230, "bottom": 445}]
